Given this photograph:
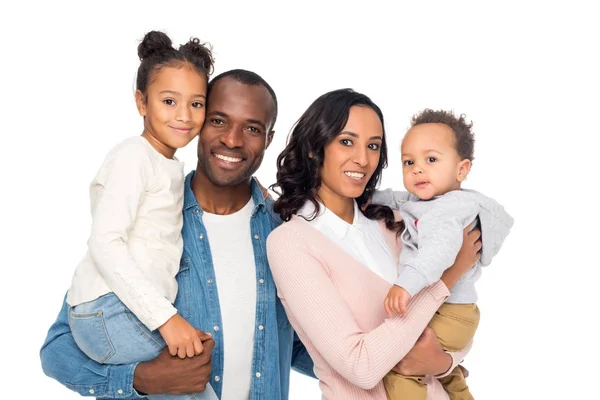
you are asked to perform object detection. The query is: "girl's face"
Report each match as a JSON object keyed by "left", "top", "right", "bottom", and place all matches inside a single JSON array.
[
  {"left": 317, "top": 105, "right": 383, "bottom": 207},
  {"left": 136, "top": 63, "right": 207, "bottom": 158}
]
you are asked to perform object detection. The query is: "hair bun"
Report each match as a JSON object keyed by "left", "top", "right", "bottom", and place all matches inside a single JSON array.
[
  {"left": 138, "top": 30, "right": 173, "bottom": 60},
  {"left": 180, "top": 37, "right": 215, "bottom": 75}
]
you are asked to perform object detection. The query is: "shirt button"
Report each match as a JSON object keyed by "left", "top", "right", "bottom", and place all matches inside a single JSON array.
[
  {"left": 258, "top": 325, "right": 264, "bottom": 330},
  {"left": 207, "top": 279, "right": 213, "bottom": 284},
  {"left": 256, "top": 372, "right": 261, "bottom": 378},
  {"left": 214, "top": 325, "right": 220, "bottom": 331},
  {"left": 117, "top": 389, "right": 123, "bottom": 394},
  {"left": 254, "top": 234, "right": 259, "bottom": 239},
  {"left": 89, "top": 389, "right": 95, "bottom": 395},
  {"left": 259, "top": 279, "right": 264, "bottom": 284},
  {"left": 199, "top": 233, "right": 204, "bottom": 239},
  {"left": 214, "top": 376, "right": 221, "bottom": 382}
]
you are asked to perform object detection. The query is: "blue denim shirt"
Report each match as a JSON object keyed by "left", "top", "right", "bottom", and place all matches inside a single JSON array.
[{"left": 40, "top": 171, "right": 314, "bottom": 399}]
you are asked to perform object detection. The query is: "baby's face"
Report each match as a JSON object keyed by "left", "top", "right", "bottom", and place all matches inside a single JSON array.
[{"left": 400, "top": 123, "right": 468, "bottom": 200}]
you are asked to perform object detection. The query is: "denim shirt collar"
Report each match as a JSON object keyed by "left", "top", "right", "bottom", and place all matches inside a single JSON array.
[{"left": 183, "top": 170, "right": 267, "bottom": 215}]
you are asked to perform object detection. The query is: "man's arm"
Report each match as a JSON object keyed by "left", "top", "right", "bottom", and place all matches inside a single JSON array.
[
  {"left": 41, "top": 295, "right": 215, "bottom": 398},
  {"left": 290, "top": 331, "right": 316, "bottom": 378},
  {"left": 40, "top": 294, "right": 143, "bottom": 398}
]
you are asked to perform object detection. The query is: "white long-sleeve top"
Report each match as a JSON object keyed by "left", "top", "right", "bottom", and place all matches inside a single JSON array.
[{"left": 67, "top": 136, "right": 184, "bottom": 331}]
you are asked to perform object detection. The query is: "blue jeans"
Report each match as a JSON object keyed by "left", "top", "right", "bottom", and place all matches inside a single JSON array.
[{"left": 68, "top": 293, "right": 218, "bottom": 400}]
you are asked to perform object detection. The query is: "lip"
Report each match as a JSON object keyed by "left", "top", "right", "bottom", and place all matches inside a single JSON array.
[
  {"left": 169, "top": 126, "right": 193, "bottom": 135},
  {"left": 415, "top": 181, "right": 430, "bottom": 188}
]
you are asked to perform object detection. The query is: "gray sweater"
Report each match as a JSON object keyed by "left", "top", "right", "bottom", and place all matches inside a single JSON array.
[{"left": 372, "top": 188, "right": 514, "bottom": 303}]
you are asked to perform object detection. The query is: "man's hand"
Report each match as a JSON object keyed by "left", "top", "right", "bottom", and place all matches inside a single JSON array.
[
  {"left": 133, "top": 329, "right": 214, "bottom": 395},
  {"left": 384, "top": 285, "right": 411, "bottom": 316},
  {"left": 392, "top": 327, "right": 452, "bottom": 376}
]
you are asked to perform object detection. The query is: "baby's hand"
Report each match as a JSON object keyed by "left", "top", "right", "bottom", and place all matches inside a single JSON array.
[
  {"left": 158, "top": 314, "right": 204, "bottom": 359},
  {"left": 384, "top": 285, "right": 411, "bottom": 316}
]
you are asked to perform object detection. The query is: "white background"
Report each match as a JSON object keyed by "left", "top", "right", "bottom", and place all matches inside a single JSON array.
[{"left": 1, "top": 1, "right": 598, "bottom": 399}]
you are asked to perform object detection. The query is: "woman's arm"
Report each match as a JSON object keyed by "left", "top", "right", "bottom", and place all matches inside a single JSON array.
[{"left": 266, "top": 225, "right": 450, "bottom": 390}]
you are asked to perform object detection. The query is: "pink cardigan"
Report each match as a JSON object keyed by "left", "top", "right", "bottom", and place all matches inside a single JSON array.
[{"left": 267, "top": 215, "right": 470, "bottom": 400}]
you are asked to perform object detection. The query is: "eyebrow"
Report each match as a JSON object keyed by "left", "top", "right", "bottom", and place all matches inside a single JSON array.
[
  {"left": 402, "top": 149, "right": 444, "bottom": 157},
  {"left": 159, "top": 90, "right": 206, "bottom": 99},
  {"left": 208, "top": 111, "right": 267, "bottom": 131},
  {"left": 340, "top": 131, "right": 383, "bottom": 140}
]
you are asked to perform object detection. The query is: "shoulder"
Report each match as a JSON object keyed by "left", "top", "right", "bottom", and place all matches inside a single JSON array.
[{"left": 105, "top": 136, "right": 154, "bottom": 165}]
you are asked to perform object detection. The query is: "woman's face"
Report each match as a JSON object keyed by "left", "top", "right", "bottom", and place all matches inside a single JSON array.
[{"left": 318, "top": 105, "right": 383, "bottom": 205}]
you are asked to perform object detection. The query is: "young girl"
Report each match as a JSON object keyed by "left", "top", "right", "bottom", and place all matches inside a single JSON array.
[{"left": 66, "top": 31, "right": 218, "bottom": 400}]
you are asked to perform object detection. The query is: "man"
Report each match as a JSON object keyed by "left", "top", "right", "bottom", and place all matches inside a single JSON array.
[{"left": 40, "top": 69, "right": 314, "bottom": 400}]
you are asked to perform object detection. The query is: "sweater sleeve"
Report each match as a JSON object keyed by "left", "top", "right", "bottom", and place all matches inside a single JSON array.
[
  {"left": 266, "top": 225, "right": 450, "bottom": 390},
  {"left": 395, "top": 196, "right": 479, "bottom": 296},
  {"left": 88, "top": 143, "right": 177, "bottom": 331},
  {"left": 371, "top": 188, "right": 412, "bottom": 209}
]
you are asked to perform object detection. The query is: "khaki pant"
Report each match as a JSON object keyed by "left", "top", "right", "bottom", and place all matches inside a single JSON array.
[{"left": 384, "top": 303, "right": 480, "bottom": 400}]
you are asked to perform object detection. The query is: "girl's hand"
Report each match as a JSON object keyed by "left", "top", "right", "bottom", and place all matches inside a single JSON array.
[{"left": 158, "top": 314, "right": 204, "bottom": 358}]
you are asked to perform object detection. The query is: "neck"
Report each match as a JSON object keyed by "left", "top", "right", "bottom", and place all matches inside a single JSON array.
[
  {"left": 141, "top": 131, "right": 175, "bottom": 159},
  {"left": 191, "top": 170, "right": 253, "bottom": 215},
  {"left": 317, "top": 187, "right": 354, "bottom": 224}
]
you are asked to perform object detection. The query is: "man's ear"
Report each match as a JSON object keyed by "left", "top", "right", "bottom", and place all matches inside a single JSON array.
[
  {"left": 457, "top": 159, "right": 472, "bottom": 182},
  {"left": 266, "top": 130, "right": 275, "bottom": 149},
  {"left": 135, "top": 90, "right": 147, "bottom": 117}
]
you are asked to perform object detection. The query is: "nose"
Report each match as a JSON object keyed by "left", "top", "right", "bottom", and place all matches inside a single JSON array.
[
  {"left": 175, "top": 105, "right": 192, "bottom": 123},
  {"left": 220, "top": 126, "right": 244, "bottom": 149},
  {"left": 352, "top": 146, "right": 368, "bottom": 168},
  {"left": 412, "top": 164, "right": 423, "bottom": 174}
]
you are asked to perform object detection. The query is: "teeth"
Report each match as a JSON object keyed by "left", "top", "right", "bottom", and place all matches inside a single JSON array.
[
  {"left": 345, "top": 172, "right": 365, "bottom": 179},
  {"left": 215, "top": 154, "right": 242, "bottom": 163}
]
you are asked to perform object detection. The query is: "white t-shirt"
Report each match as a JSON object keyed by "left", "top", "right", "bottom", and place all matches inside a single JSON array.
[
  {"left": 203, "top": 198, "right": 257, "bottom": 400},
  {"left": 67, "top": 136, "right": 183, "bottom": 331},
  {"left": 298, "top": 200, "right": 398, "bottom": 284}
]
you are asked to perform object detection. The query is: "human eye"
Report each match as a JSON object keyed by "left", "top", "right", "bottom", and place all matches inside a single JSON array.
[
  {"left": 163, "top": 98, "right": 175, "bottom": 106},
  {"left": 340, "top": 138, "right": 353, "bottom": 146},
  {"left": 403, "top": 160, "right": 413, "bottom": 166},
  {"left": 211, "top": 118, "right": 224, "bottom": 125},
  {"left": 368, "top": 143, "right": 380, "bottom": 150},
  {"left": 427, "top": 157, "right": 437, "bottom": 163},
  {"left": 191, "top": 101, "right": 204, "bottom": 109},
  {"left": 247, "top": 126, "right": 261, "bottom": 134}
]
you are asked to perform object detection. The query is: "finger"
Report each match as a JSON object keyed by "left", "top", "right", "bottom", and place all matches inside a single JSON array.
[
  {"left": 177, "top": 345, "right": 187, "bottom": 359},
  {"left": 399, "top": 299, "right": 408, "bottom": 315},
  {"left": 168, "top": 345, "right": 178, "bottom": 357},
  {"left": 393, "top": 296, "right": 401, "bottom": 315},
  {"left": 194, "top": 338, "right": 204, "bottom": 355},
  {"left": 186, "top": 343, "right": 195, "bottom": 358},
  {"left": 196, "top": 329, "right": 213, "bottom": 341},
  {"left": 467, "top": 228, "right": 481, "bottom": 243},
  {"left": 384, "top": 297, "right": 391, "bottom": 316}
]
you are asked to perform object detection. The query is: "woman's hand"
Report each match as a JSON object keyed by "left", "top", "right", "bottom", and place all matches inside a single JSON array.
[
  {"left": 392, "top": 327, "right": 452, "bottom": 376},
  {"left": 440, "top": 224, "right": 482, "bottom": 290}
]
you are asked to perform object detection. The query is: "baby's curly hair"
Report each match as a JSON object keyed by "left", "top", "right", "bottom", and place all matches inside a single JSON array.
[{"left": 411, "top": 109, "right": 475, "bottom": 161}]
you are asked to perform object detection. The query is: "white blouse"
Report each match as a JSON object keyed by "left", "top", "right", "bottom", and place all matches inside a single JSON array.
[{"left": 297, "top": 200, "right": 398, "bottom": 284}]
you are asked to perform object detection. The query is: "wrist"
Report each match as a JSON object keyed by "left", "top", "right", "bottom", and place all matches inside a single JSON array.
[{"left": 133, "top": 361, "right": 153, "bottom": 395}]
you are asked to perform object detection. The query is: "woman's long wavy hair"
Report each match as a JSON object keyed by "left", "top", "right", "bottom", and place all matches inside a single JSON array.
[{"left": 271, "top": 88, "right": 402, "bottom": 233}]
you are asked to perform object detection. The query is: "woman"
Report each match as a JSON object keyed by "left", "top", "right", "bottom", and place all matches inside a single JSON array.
[{"left": 267, "top": 89, "right": 480, "bottom": 399}]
